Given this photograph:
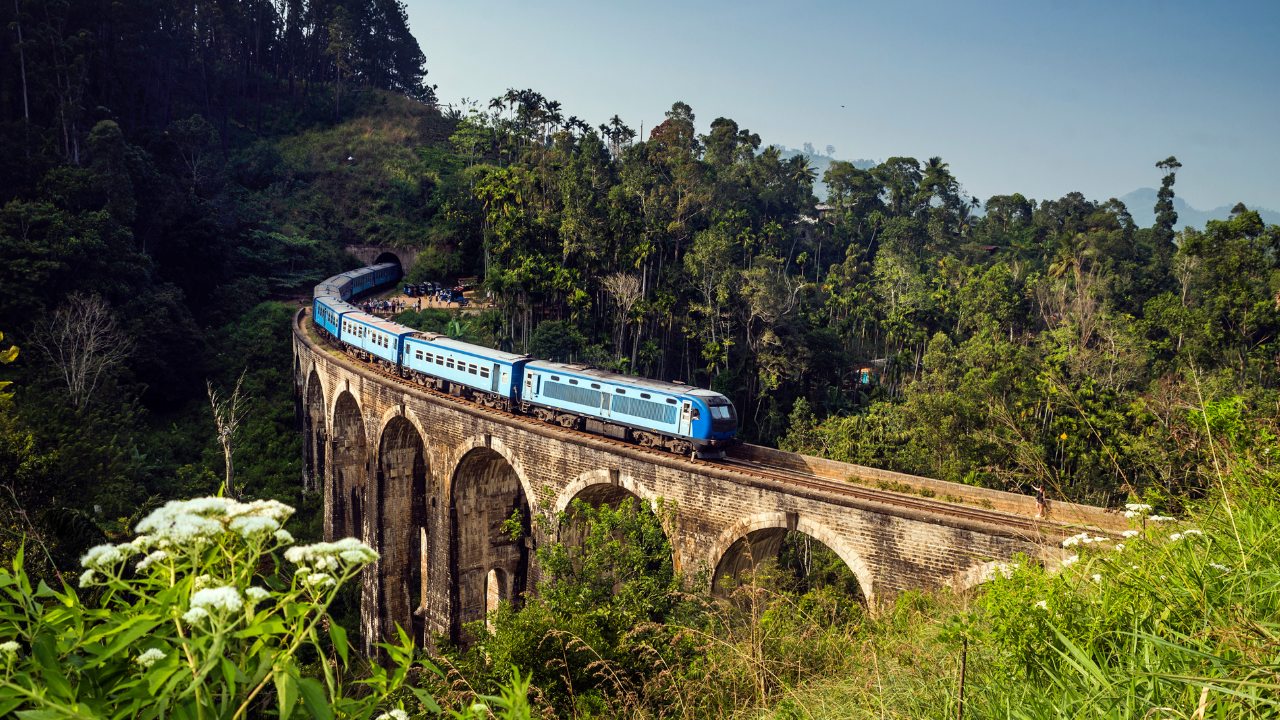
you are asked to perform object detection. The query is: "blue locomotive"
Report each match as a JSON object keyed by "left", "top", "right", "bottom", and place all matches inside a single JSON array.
[{"left": 312, "top": 263, "right": 738, "bottom": 456}]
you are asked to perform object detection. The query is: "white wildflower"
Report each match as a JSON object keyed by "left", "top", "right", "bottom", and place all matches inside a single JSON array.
[
  {"left": 1130, "top": 565, "right": 1140, "bottom": 570},
  {"left": 79, "top": 569, "right": 95, "bottom": 587},
  {"left": 129, "top": 535, "right": 152, "bottom": 551},
  {"left": 80, "top": 544, "right": 124, "bottom": 570},
  {"left": 135, "top": 648, "right": 166, "bottom": 668},
  {"left": 1124, "top": 510, "right": 1137, "bottom": 519},
  {"left": 192, "top": 574, "right": 212, "bottom": 591},
  {"left": 1169, "top": 533, "right": 1183, "bottom": 542},
  {"left": 245, "top": 587, "right": 270, "bottom": 603},
  {"left": 1183, "top": 529, "right": 1204, "bottom": 537},
  {"left": 274, "top": 529, "right": 293, "bottom": 544},
  {"left": 1093, "top": 537, "right": 1106, "bottom": 543},
  {"left": 1034, "top": 600, "right": 1047, "bottom": 610},
  {"left": 1061, "top": 555, "right": 1079, "bottom": 568},
  {"left": 1124, "top": 503, "right": 1152, "bottom": 512},
  {"left": 229, "top": 515, "right": 280, "bottom": 538},
  {"left": 0, "top": 641, "right": 19, "bottom": 655},
  {"left": 1149, "top": 515, "right": 1175, "bottom": 522},
  {"left": 1082, "top": 536, "right": 1094, "bottom": 544},
  {"left": 1091, "top": 574, "right": 1101, "bottom": 583},
  {"left": 295, "top": 567, "right": 310, "bottom": 576},
  {"left": 182, "top": 607, "right": 210, "bottom": 624},
  {"left": 191, "top": 587, "right": 243, "bottom": 613},
  {"left": 136, "top": 550, "right": 168, "bottom": 573},
  {"left": 375, "top": 710, "right": 409, "bottom": 720},
  {"left": 1114, "top": 543, "right": 1125, "bottom": 552},
  {"left": 285, "top": 538, "right": 379, "bottom": 569},
  {"left": 134, "top": 496, "right": 296, "bottom": 548},
  {"left": 304, "top": 573, "right": 337, "bottom": 588},
  {"left": 1121, "top": 530, "right": 1140, "bottom": 538},
  {"left": 1209, "top": 563, "right": 1230, "bottom": 573}
]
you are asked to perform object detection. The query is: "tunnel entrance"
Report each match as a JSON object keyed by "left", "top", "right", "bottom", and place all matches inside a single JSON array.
[
  {"left": 713, "top": 529, "right": 864, "bottom": 602},
  {"left": 449, "top": 448, "right": 530, "bottom": 644},
  {"left": 374, "top": 252, "right": 403, "bottom": 279},
  {"left": 373, "top": 417, "right": 430, "bottom": 646},
  {"left": 329, "top": 392, "right": 366, "bottom": 542}
]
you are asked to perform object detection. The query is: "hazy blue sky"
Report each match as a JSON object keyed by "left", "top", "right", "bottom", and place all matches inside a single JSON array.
[{"left": 403, "top": 0, "right": 1279, "bottom": 212}]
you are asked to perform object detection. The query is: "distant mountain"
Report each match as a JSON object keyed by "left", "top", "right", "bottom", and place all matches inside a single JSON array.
[
  {"left": 1119, "top": 188, "right": 1280, "bottom": 229},
  {"left": 772, "top": 145, "right": 878, "bottom": 201}
]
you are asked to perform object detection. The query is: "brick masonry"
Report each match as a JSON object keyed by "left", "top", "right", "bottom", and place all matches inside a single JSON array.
[{"left": 293, "top": 311, "right": 1076, "bottom": 653}]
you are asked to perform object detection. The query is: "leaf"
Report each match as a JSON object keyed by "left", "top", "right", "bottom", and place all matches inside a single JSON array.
[
  {"left": 296, "top": 677, "right": 333, "bottom": 720},
  {"left": 409, "top": 686, "right": 442, "bottom": 714},
  {"left": 85, "top": 615, "right": 162, "bottom": 667},
  {"left": 328, "top": 623, "right": 348, "bottom": 667},
  {"left": 274, "top": 666, "right": 299, "bottom": 720},
  {"left": 32, "top": 635, "right": 74, "bottom": 701},
  {"left": 220, "top": 657, "right": 237, "bottom": 696},
  {"left": 16, "top": 710, "right": 63, "bottom": 720}
]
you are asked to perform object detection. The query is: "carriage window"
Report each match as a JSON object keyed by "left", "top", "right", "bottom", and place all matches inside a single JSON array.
[
  {"left": 415, "top": 351, "right": 423, "bottom": 360},
  {"left": 468, "top": 364, "right": 478, "bottom": 375},
  {"left": 640, "top": 393, "right": 650, "bottom": 399},
  {"left": 666, "top": 398, "right": 677, "bottom": 404},
  {"left": 551, "top": 376, "right": 560, "bottom": 381},
  {"left": 446, "top": 358, "right": 455, "bottom": 369},
  {"left": 590, "top": 383, "right": 600, "bottom": 389},
  {"left": 480, "top": 367, "right": 490, "bottom": 379},
  {"left": 569, "top": 379, "right": 578, "bottom": 385},
  {"left": 616, "top": 389, "right": 625, "bottom": 394},
  {"left": 424, "top": 352, "right": 433, "bottom": 363},
  {"left": 436, "top": 355, "right": 444, "bottom": 366}
]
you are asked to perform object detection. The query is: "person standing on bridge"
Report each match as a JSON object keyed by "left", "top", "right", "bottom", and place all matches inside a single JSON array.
[{"left": 1033, "top": 483, "right": 1045, "bottom": 518}]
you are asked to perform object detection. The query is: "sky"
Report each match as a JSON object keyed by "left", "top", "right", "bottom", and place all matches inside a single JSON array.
[{"left": 403, "top": 0, "right": 1280, "bottom": 212}]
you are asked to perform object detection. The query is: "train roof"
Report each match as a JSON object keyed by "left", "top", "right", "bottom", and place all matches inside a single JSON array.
[
  {"left": 344, "top": 312, "right": 414, "bottom": 335},
  {"left": 525, "top": 360, "right": 725, "bottom": 398},
  {"left": 407, "top": 334, "right": 531, "bottom": 364}
]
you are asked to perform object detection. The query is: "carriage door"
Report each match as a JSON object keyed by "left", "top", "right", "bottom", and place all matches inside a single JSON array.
[
  {"left": 678, "top": 401, "right": 693, "bottom": 435},
  {"left": 600, "top": 392, "right": 611, "bottom": 418},
  {"left": 525, "top": 373, "right": 536, "bottom": 399},
  {"left": 491, "top": 364, "right": 500, "bottom": 392}
]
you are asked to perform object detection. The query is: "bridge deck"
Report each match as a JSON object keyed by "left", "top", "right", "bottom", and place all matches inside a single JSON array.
[{"left": 296, "top": 309, "right": 1120, "bottom": 546}]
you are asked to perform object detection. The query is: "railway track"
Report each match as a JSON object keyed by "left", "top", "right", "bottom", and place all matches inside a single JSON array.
[{"left": 298, "top": 310, "right": 1093, "bottom": 543}]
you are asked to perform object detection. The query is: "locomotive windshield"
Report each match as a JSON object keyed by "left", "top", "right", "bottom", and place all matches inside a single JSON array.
[{"left": 707, "top": 399, "right": 737, "bottom": 431}]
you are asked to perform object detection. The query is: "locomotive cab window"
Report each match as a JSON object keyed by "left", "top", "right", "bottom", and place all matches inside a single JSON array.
[{"left": 691, "top": 409, "right": 700, "bottom": 420}]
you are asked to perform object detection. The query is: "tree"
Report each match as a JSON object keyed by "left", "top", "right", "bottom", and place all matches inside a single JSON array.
[
  {"left": 326, "top": 7, "right": 356, "bottom": 120},
  {"left": 207, "top": 370, "right": 248, "bottom": 500},
  {"left": 29, "top": 294, "right": 133, "bottom": 410},
  {"left": 1153, "top": 156, "right": 1182, "bottom": 257}
]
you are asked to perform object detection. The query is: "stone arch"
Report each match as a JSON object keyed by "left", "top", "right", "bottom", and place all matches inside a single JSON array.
[
  {"left": 552, "top": 468, "right": 658, "bottom": 516},
  {"left": 448, "top": 443, "right": 531, "bottom": 644},
  {"left": 304, "top": 370, "right": 326, "bottom": 494},
  {"left": 709, "top": 512, "right": 875, "bottom": 604},
  {"left": 367, "top": 415, "right": 431, "bottom": 648},
  {"left": 328, "top": 391, "right": 367, "bottom": 544}
]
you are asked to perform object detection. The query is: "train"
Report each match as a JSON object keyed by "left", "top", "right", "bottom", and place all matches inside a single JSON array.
[{"left": 311, "top": 263, "right": 739, "bottom": 457}]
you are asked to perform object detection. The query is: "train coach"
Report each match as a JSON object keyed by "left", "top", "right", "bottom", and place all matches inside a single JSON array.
[{"left": 520, "top": 361, "right": 737, "bottom": 455}]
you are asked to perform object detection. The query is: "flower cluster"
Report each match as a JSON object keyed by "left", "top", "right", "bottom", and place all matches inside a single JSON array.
[
  {"left": 1061, "top": 555, "right": 1080, "bottom": 568},
  {"left": 1123, "top": 503, "right": 1153, "bottom": 519},
  {"left": 1061, "top": 532, "right": 1108, "bottom": 548},
  {"left": 284, "top": 538, "right": 380, "bottom": 575},
  {"left": 134, "top": 497, "right": 295, "bottom": 547},
  {"left": 376, "top": 710, "right": 409, "bottom": 720},
  {"left": 135, "top": 648, "right": 166, "bottom": 668}
]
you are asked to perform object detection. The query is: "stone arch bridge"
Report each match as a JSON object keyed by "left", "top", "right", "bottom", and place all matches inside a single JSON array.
[{"left": 292, "top": 310, "right": 1119, "bottom": 651}]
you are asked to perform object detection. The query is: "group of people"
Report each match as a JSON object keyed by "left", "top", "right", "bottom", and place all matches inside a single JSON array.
[{"left": 363, "top": 298, "right": 414, "bottom": 315}]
